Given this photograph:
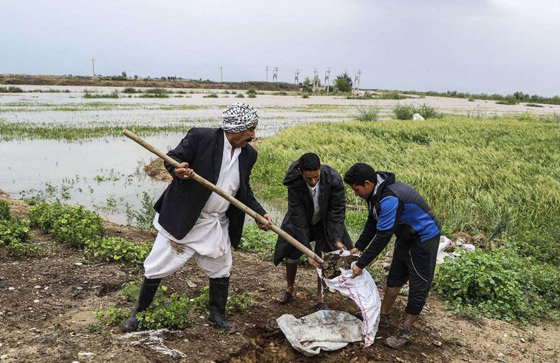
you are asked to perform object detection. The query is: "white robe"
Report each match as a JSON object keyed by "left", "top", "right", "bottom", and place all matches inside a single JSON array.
[{"left": 145, "top": 133, "right": 241, "bottom": 279}]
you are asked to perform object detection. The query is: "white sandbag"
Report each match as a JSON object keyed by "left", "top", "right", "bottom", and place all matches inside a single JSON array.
[
  {"left": 277, "top": 310, "right": 363, "bottom": 357},
  {"left": 318, "top": 251, "right": 381, "bottom": 347},
  {"left": 412, "top": 113, "right": 425, "bottom": 120}
]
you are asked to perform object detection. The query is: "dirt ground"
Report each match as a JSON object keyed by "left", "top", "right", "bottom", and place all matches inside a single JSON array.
[{"left": 1, "top": 192, "right": 559, "bottom": 362}]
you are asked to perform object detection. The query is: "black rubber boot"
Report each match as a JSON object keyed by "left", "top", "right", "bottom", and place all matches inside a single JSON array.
[
  {"left": 121, "top": 277, "right": 161, "bottom": 332},
  {"left": 208, "top": 276, "right": 234, "bottom": 331}
]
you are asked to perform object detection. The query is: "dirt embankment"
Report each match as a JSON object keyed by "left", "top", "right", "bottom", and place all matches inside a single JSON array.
[
  {"left": 0, "top": 191, "right": 559, "bottom": 362},
  {"left": 0, "top": 74, "right": 299, "bottom": 91}
]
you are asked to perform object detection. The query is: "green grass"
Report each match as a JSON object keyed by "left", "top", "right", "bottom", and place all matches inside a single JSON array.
[
  {"left": 252, "top": 115, "right": 560, "bottom": 265},
  {"left": 0, "top": 120, "right": 196, "bottom": 141}
]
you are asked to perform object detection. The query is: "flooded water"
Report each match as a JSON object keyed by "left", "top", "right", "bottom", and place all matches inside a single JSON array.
[{"left": 2, "top": 85, "right": 558, "bottom": 225}]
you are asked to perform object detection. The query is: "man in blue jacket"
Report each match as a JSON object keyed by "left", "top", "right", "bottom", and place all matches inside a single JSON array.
[{"left": 344, "top": 163, "right": 441, "bottom": 349}]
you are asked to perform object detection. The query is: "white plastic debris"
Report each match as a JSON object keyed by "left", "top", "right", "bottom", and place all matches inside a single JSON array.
[
  {"left": 277, "top": 310, "right": 362, "bottom": 357},
  {"left": 119, "top": 329, "right": 186, "bottom": 359},
  {"left": 318, "top": 251, "right": 381, "bottom": 347},
  {"left": 461, "top": 243, "right": 475, "bottom": 252},
  {"left": 412, "top": 113, "right": 425, "bottom": 121}
]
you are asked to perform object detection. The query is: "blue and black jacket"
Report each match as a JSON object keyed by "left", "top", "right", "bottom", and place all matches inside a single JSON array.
[{"left": 355, "top": 171, "right": 441, "bottom": 269}]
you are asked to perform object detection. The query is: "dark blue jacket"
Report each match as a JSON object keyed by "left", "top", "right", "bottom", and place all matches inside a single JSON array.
[{"left": 355, "top": 172, "right": 440, "bottom": 269}]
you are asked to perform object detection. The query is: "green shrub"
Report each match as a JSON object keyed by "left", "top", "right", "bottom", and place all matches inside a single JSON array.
[
  {"left": 203, "top": 93, "right": 218, "bottom": 98},
  {"left": 140, "top": 88, "right": 169, "bottom": 98},
  {"left": 393, "top": 104, "right": 415, "bottom": 120},
  {"left": 0, "top": 86, "right": 23, "bottom": 93},
  {"left": 235, "top": 93, "right": 245, "bottom": 98},
  {"left": 0, "top": 200, "right": 10, "bottom": 220},
  {"left": 248, "top": 94, "right": 257, "bottom": 98},
  {"left": 29, "top": 202, "right": 104, "bottom": 248},
  {"left": 0, "top": 214, "right": 42, "bottom": 257},
  {"left": 239, "top": 225, "right": 276, "bottom": 258},
  {"left": 122, "top": 87, "right": 139, "bottom": 94},
  {"left": 393, "top": 103, "right": 440, "bottom": 120},
  {"left": 84, "top": 237, "right": 152, "bottom": 267},
  {"left": 355, "top": 106, "right": 380, "bottom": 122},
  {"left": 83, "top": 89, "right": 119, "bottom": 99},
  {"left": 301, "top": 92, "right": 310, "bottom": 99},
  {"left": 381, "top": 91, "right": 404, "bottom": 100},
  {"left": 247, "top": 89, "right": 257, "bottom": 95},
  {"left": 435, "top": 249, "right": 560, "bottom": 323}
]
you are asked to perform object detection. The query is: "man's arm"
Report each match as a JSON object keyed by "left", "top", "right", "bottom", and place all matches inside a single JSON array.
[
  {"left": 165, "top": 129, "right": 198, "bottom": 182},
  {"left": 356, "top": 196, "right": 402, "bottom": 269}
]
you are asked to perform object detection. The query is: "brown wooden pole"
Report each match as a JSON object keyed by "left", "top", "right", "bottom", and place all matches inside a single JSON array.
[{"left": 123, "top": 129, "right": 325, "bottom": 265}]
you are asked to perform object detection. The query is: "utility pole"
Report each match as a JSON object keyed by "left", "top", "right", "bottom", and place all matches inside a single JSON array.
[
  {"left": 91, "top": 57, "right": 96, "bottom": 77},
  {"left": 266, "top": 66, "right": 269, "bottom": 82},
  {"left": 294, "top": 69, "right": 299, "bottom": 84},
  {"left": 313, "top": 68, "right": 319, "bottom": 93},
  {"left": 220, "top": 66, "right": 223, "bottom": 82},
  {"left": 273, "top": 67, "right": 278, "bottom": 82},
  {"left": 324, "top": 68, "right": 331, "bottom": 93},
  {"left": 354, "top": 70, "right": 362, "bottom": 94}
]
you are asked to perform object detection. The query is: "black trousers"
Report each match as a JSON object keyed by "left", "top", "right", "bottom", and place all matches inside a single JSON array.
[{"left": 386, "top": 234, "right": 440, "bottom": 315}]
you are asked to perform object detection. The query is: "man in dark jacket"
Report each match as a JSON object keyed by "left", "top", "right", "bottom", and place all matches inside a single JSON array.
[
  {"left": 274, "top": 153, "right": 352, "bottom": 308},
  {"left": 344, "top": 163, "right": 441, "bottom": 349},
  {"left": 122, "top": 103, "right": 272, "bottom": 332}
]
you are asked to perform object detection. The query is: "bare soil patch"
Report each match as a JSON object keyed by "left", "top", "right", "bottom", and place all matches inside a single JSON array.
[{"left": 0, "top": 192, "right": 558, "bottom": 362}]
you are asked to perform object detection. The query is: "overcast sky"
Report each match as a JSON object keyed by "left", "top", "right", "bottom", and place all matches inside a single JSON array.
[{"left": 2, "top": 0, "right": 559, "bottom": 96}]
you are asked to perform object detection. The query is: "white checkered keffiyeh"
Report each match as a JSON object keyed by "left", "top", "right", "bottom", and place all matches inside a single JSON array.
[{"left": 221, "top": 103, "right": 259, "bottom": 133}]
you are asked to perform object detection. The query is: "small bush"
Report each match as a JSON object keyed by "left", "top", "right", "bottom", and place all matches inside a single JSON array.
[
  {"left": 526, "top": 103, "right": 543, "bottom": 108},
  {"left": 435, "top": 249, "right": 560, "bottom": 323},
  {"left": 122, "top": 87, "right": 139, "bottom": 94},
  {"left": 393, "top": 103, "right": 440, "bottom": 120},
  {"left": 203, "top": 93, "right": 219, "bottom": 98},
  {"left": 239, "top": 225, "right": 276, "bottom": 258},
  {"left": 84, "top": 237, "right": 152, "bottom": 267},
  {"left": 0, "top": 86, "right": 23, "bottom": 93},
  {"left": 29, "top": 202, "right": 104, "bottom": 248},
  {"left": 301, "top": 92, "right": 310, "bottom": 99},
  {"left": 248, "top": 94, "right": 257, "bottom": 98},
  {"left": 0, "top": 200, "right": 10, "bottom": 220},
  {"left": 140, "top": 88, "right": 169, "bottom": 98},
  {"left": 381, "top": 91, "right": 404, "bottom": 100},
  {"left": 355, "top": 106, "right": 380, "bottom": 122},
  {"left": 235, "top": 93, "right": 245, "bottom": 98},
  {"left": 83, "top": 89, "right": 119, "bottom": 99},
  {"left": 247, "top": 89, "right": 257, "bottom": 95}
]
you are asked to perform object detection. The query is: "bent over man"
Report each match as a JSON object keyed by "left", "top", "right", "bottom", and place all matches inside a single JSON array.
[
  {"left": 273, "top": 153, "right": 352, "bottom": 309},
  {"left": 344, "top": 163, "right": 440, "bottom": 349},
  {"left": 122, "top": 103, "right": 272, "bottom": 332}
]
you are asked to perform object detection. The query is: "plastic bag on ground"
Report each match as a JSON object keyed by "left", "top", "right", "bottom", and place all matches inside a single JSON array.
[
  {"left": 318, "top": 251, "right": 381, "bottom": 347},
  {"left": 277, "top": 310, "right": 363, "bottom": 357}
]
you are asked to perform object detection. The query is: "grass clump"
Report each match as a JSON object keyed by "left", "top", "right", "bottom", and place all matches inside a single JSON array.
[
  {"left": 435, "top": 249, "right": 560, "bottom": 323},
  {"left": 125, "top": 192, "right": 155, "bottom": 230},
  {"left": 203, "top": 93, "right": 219, "bottom": 98},
  {"left": 239, "top": 225, "right": 277, "bottom": 259},
  {"left": 122, "top": 87, "right": 139, "bottom": 94},
  {"left": 139, "top": 88, "right": 169, "bottom": 98},
  {"left": 355, "top": 106, "right": 380, "bottom": 122},
  {"left": 83, "top": 89, "right": 119, "bottom": 99},
  {"left": 393, "top": 103, "right": 440, "bottom": 120},
  {"left": 235, "top": 93, "right": 245, "bottom": 98}
]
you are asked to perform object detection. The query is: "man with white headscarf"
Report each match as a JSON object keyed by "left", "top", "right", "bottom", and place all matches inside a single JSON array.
[{"left": 122, "top": 103, "right": 272, "bottom": 332}]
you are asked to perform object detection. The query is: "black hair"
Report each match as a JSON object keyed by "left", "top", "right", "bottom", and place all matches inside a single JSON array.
[
  {"left": 344, "top": 163, "right": 377, "bottom": 186},
  {"left": 298, "top": 153, "right": 321, "bottom": 172}
]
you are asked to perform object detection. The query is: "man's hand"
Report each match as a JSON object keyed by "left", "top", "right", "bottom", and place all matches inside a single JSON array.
[
  {"left": 350, "top": 247, "right": 361, "bottom": 256},
  {"left": 351, "top": 264, "right": 363, "bottom": 279},
  {"left": 257, "top": 214, "right": 273, "bottom": 231},
  {"left": 174, "top": 162, "right": 194, "bottom": 180},
  {"left": 334, "top": 241, "right": 347, "bottom": 251},
  {"left": 308, "top": 257, "right": 322, "bottom": 269}
]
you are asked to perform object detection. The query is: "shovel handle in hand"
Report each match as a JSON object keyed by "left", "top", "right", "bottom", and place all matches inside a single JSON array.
[{"left": 123, "top": 129, "right": 325, "bottom": 266}]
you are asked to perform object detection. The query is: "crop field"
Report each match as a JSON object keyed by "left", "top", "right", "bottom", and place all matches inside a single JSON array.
[{"left": 1, "top": 85, "right": 560, "bottom": 361}]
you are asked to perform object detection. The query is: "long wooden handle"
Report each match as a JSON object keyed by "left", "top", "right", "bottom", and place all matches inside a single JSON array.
[{"left": 123, "top": 129, "right": 325, "bottom": 265}]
